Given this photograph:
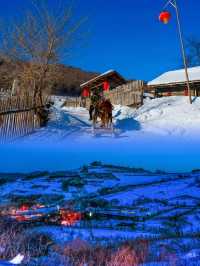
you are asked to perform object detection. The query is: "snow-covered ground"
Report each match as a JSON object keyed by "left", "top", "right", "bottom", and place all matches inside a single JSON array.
[
  {"left": 15, "top": 96, "right": 200, "bottom": 142},
  {"left": 1, "top": 96, "right": 200, "bottom": 173}
]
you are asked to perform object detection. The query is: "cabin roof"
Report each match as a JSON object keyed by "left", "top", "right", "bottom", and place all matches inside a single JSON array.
[
  {"left": 148, "top": 66, "right": 200, "bottom": 87},
  {"left": 80, "top": 70, "right": 126, "bottom": 89}
]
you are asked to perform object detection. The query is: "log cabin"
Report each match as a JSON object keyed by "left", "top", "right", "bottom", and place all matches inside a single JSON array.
[
  {"left": 80, "top": 70, "right": 126, "bottom": 97},
  {"left": 147, "top": 66, "right": 200, "bottom": 97}
]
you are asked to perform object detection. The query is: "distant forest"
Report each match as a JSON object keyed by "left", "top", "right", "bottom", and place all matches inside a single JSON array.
[{"left": 0, "top": 59, "right": 98, "bottom": 96}]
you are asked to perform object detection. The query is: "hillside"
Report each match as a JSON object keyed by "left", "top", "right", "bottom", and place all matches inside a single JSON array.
[
  {"left": 0, "top": 59, "right": 98, "bottom": 96},
  {"left": 0, "top": 163, "right": 200, "bottom": 265}
]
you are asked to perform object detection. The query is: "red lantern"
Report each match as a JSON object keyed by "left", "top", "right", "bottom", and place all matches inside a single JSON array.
[
  {"left": 82, "top": 87, "right": 90, "bottom": 97},
  {"left": 159, "top": 11, "right": 171, "bottom": 24},
  {"left": 19, "top": 204, "right": 29, "bottom": 212},
  {"left": 184, "top": 89, "right": 188, "bottom": 96},
  {"left": 103, "top": 81, "right": 110, "bottom": 91}
]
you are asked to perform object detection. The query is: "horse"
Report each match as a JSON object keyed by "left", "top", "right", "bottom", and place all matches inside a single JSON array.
[
  {"left": 99, "top": 99, "right": 113, "bottom": 128},
  {"left": 92, "top": 99, "right": 113, "bottom": 129}
]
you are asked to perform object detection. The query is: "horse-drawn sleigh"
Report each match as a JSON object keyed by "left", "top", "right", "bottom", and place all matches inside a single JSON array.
[{"left": 89, "top": 92, "right": 114, "bottom": 134}]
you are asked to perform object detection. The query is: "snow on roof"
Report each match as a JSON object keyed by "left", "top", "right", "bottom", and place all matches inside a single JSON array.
[
  {"left": 148, "top": 66, "right": 200, "bottom": 86},
  {"left": 80, "top": 70, "right": 116, "bottom": 87}
]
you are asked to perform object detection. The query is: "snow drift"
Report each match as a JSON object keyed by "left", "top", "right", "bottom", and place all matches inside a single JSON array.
[{"left": 134, "top": 96, "right": 200, "bottom": 136}]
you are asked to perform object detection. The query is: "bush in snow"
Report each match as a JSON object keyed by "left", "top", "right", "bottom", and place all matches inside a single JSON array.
[
  {"left": 27, "top": 252, "right": 70, "bottom": 266},
  {"left": 0, "top": 218, "right": 53, "bottom": 262},
  {"left": 51, "top": 238, "right": 149, "bottom": 266},
  {"left": 62, "top": 177, "right": 86, "bottom": 189},
  {"left": 108, "top": 245, "right": 139, "bottom": 266},
  {"left": 0, "top": 218, "right": 25, "bottom": 260}
]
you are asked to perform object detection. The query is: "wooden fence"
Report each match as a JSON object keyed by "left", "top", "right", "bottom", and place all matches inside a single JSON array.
[
  {"left": 104, "top": 80, "right": 144, "bottom": 107},
  {"left": 63, "top": 80, "right": 144, "bottom": 109},
  {"left": 0, "top": 95, "right": 47, "bottom": 143},
  {"left": 61, "top": 97, "right": 83, "bottom": 108}
]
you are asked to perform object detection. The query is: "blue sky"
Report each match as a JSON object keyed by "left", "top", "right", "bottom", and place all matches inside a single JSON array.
[
  {"left": 0, "top": 1, "right": 199, "bottom": 80},
  {"left": 1, "top": 134, "right": 200, "bottom": 173}
]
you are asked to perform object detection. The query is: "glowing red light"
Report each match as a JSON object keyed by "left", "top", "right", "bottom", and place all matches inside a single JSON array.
[
  {"left": 159, "top": 11, "right": 171, "bottom": 24},
  {"left": 19, "top": 204, "right": 29, "bottom": 212},
  {"left": 60, "top": 210, "right": 82, "bottom": 226}
]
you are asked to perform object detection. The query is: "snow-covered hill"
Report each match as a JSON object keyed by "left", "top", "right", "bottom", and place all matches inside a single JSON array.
[{"left": 1, "top": 164, "right": 200, "bottom": 265}]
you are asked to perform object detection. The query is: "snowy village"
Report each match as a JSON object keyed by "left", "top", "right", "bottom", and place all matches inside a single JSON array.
[{"left": 0, "top": 0, "right": 200, "bottom": 266}]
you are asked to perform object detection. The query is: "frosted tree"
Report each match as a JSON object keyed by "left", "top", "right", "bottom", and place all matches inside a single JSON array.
[{"left": 0, "top": 0, "right": 87, "bottom": 105}]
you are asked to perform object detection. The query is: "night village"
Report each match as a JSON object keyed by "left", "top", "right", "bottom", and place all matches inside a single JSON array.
[{"left": 0, "top": 1, "right": 200, "bottom": 265}]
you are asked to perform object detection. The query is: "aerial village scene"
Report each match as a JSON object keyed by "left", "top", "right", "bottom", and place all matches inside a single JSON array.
[{"left": 1, "top": 0, "right": 200, "bottom": 265}]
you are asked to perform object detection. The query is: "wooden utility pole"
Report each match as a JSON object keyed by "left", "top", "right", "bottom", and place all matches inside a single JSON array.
[{"left": 170, "top": 0, "right": 192, "bottom": 104}]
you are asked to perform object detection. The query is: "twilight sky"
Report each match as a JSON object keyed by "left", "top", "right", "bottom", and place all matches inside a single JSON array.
[{"left": 0, "top": 0, "right": 199, "bottom": 81}]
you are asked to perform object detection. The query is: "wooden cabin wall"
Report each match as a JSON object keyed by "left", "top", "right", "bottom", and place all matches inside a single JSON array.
[{"left": 148, "top": 84, "right": 200, "bottom": 97}]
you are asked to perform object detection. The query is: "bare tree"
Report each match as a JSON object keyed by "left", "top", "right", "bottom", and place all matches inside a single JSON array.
[
  {"left": 186, "top": 38, "right": 200, "bottom": 67},
  {"left": 0, "top": 0, "right": 86, "bottom": 105}
]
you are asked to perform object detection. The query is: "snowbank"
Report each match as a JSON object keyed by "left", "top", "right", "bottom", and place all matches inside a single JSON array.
[
  {"left": 113, "top": 105, "right": 140, "bottom": 132},
  {"left": 134, "top": 96, "right": 200, "bottom": 136},
  {"left": 110, "top": 96, "right": 200, "bottom": 136}
]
